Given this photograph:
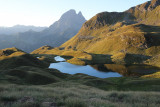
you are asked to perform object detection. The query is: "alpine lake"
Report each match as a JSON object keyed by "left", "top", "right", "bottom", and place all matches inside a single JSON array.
[{"left": 49, "top": 56, "right": 160, "bottom": 78}]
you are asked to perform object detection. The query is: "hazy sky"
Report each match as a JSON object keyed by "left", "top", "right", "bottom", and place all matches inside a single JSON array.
[{"left": 0, "top": 0, "right": 149, "bottom": 27}]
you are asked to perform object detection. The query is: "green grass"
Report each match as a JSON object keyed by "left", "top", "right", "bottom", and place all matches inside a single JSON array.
[
  {"left": 1, "top": 47, "right": 160, "bottom": 106},
  {"left": 0, "top": 83, "right": 160, "bottom": 107},
  {"left": 67, "top": 74, "right": 160, "bottom": 91},
  {"left": 0, "top": 54, "right": 49, "bottom": 70},
  {"left": 0, "top": 67, "right": 62, "bottom": 85},
  {"left": 0, "top": 66, "right": 160, "bottom": 106}
]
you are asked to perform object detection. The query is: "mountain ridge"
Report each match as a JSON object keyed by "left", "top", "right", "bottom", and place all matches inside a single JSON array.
[
  {"left": 0, "top": 9, "right": 86, "bottom": 52},
  {"left": 61, "top": 0, "right": 160, "bottom": 56},
  {"left": 0, "top": 25, "right": 47, "bottom": 35}
]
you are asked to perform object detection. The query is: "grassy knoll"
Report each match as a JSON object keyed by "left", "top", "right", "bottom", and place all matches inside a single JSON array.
[
  {"left": 31, "top": 46, "right": 92, "bottom": 60},
  {"left": 142, "top": 71, "right": 160, "bottom": 78},
  {"left": 144, "top": 54, "right": 160, "bottom": 68},
  {"left": 0, "top": 54, "right": 49, "bottom": 70},
  {"left": 67, "top": 58, "right": 86, "bottom": 65},
  {"left": 32, "top": 54, "right": 57, "bottom": 63},
  {"left": 0, "top": 47, "right": 26, "bottom": 60}
]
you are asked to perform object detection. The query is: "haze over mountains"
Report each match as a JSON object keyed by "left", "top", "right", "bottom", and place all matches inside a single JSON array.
[
  {"left": 0, "top": 25, "right": 47, "bottom": 35},
  {"left": 0, "top": 9, "right": 86, "bottom": 52}
]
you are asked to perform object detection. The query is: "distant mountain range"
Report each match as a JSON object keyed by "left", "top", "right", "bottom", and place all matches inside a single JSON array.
[
  {"left": 0, "top": 25, "right": 47, "bottom": 35},
  {"left": 0, "top": 9, "right": 86, "bottom": 52}
]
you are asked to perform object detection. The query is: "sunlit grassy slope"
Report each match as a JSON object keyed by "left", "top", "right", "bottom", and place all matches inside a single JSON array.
[
  {"left": 0, "top": 47, "right": 26, "bottom": 60},
  {"left": 31, "top": 46, "right": 92, "bottom": 60},
  {"left": 61, "top": 0, "right": 160, "bottom": 56},
  {"left": 0, "top": 47, "right": 49, "bottom": 70},
  {"left": 61, "top": 23, "right": 160, "bottom": 56},
  {"left": 32, "top": 0, "right": 160, "bottom": 67}
]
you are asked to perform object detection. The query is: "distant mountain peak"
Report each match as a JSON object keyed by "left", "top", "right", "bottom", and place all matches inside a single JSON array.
[
  {"left": 60, "top": 9, "right": 77, "bottom": 18},
  {"left": 78, "top": 11, "right": 83, "bottom": 16},
  {"left": 49, "top": 9, "right": 86, "bottom": 29},
  {"left": 65, "top": 9, "right": 76, "bottom": 14},
  {"left": 59, "top": 9, "right": 85, "bottom": 20},
  {"left": 69, "top": 9, "right": 76, "bottom": 12}
]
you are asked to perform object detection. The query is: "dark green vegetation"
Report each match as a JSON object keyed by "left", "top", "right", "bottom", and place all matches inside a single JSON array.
[
  {"left": 0, "top": 48, "right": 49, "bottom": 70},
  {"left": 1, "top": 47, "right": 160, "bottom": 106},
  {"left": 0, "top": 83, "right": 160, "bottom": 107}
]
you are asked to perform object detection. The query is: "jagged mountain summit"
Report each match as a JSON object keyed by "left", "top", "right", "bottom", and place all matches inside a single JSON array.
[
  {"left": 39, "top": 9, "right": 86, "bottom": 47},
  {"left": 61, "top": 0, "right": 160, "bottom": 56},
  {"left": 49, "top": 9, "right": 85, "bottom": 32},
  {"left": 0, "top": 9, "right": 86, "bottom": 52}
]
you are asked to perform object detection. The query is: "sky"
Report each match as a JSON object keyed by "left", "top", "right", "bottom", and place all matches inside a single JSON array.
[{"left": 0, "top": 0, "right": 149, "bottom": 27}]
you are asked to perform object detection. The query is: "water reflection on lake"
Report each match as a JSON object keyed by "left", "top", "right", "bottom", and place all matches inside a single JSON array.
[
  {"left": 49, "top": 62, "right": 122, "bottom": 78},
  {"left": 54, "top": 56, "right": 66, "bottom": 61},
  {"left": 49, "top": 56, "right": 160, "bottom": 78},
  {"left": 91, "top": 64, "right": 160, "bottom": 77}
]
